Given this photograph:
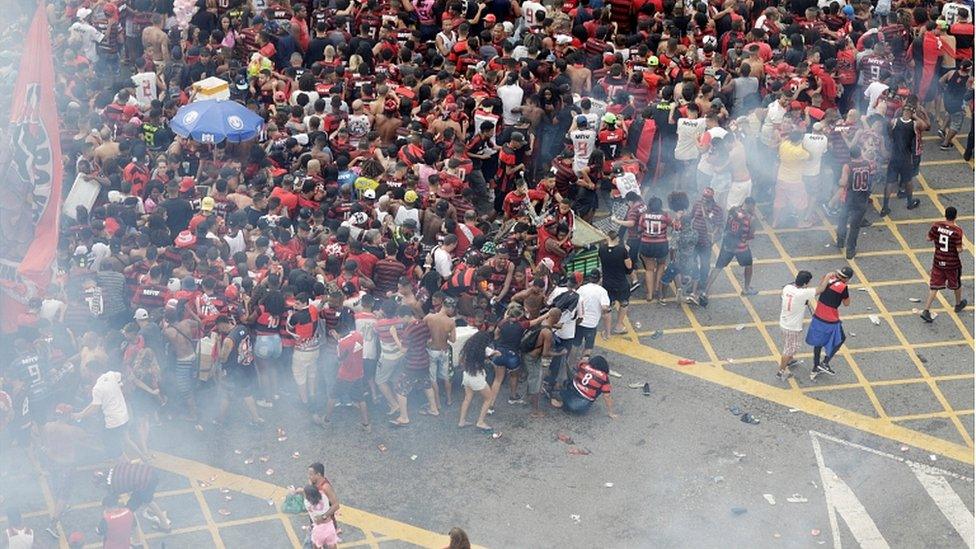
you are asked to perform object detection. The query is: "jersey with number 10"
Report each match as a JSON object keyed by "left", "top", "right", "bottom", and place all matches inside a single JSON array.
[{"left": 929, "top": 222, "right": 963, "bottom": 268}]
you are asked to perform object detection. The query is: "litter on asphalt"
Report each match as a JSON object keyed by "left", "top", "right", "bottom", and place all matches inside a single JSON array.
[
  {"left": 568, "top": 447, "right": 592, "bottom": 456},
  {"left": 555, "top": 433, "right": 575, "bottom": 444},
  {"left": 604, "top": 482, "right": 614, "bottom": 488},
  {"left": 649, "top": 330, "right": 663, "bottom": 339},
  {"left": 627, "top": 382, "right": 645, "bottom": 389},
  {"left": 763, "top": 494, "right": 776, "bottom": 505},
  {"left": 731, "top": 507, "right": 748, "bottom": 516},
  {"left": 868, "top": 314, "right": 881, "bottom": 325},
  {"left": 608, "top": 369, "right": 623, "bottom": 378},
  {"left": 786, "top": 494, "right": 808, "bottom": 503},
  {"left": 729, "top": 406, "right": 743, "bottom": 416},
  {"left": 677, "top": 359, "right": 696, "bottom": 365},
  {"left": 908, "top": 297, "right": 921, "bottom": 302},
  {"left": 740, "top": 413, "right": 760, "bottom": 425}
]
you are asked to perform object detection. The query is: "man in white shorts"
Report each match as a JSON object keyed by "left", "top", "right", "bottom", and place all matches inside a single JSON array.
[
  {"left": 777, "top": 270, "right": 818, "bottom": 381},
  {"left": 724, "top": 130, "right": 752, "bottom": 209}
]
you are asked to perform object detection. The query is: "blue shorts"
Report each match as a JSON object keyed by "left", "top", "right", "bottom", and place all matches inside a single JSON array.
[
  {"left": 492, "top": 348, "right": 521, "bottom": 371},
  {"left": 560, "top": 384, "right": 593, "bottom": 414},
  {"left": 254, "top": 334, "right": 282, "bottom": 360}
]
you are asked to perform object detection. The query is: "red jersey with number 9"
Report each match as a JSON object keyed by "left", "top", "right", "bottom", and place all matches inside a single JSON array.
[{"left": 929, "top": 222, "right": 963, "bottom": 268}]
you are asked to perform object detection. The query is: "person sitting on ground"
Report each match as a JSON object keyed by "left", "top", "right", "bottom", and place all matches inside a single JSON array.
[{"left": 552, "top": 355, "right": 618, "bottom": 418}]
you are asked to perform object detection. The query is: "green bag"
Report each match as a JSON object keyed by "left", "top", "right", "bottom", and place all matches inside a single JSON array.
[{"left": 282, "top": 493, "right": 306, "bottom": 514}]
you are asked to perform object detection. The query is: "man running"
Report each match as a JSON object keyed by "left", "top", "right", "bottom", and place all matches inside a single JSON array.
[
  {"left": 702, "top": 197, "right": 757, "bottom": 302},
  {"left": 921, "top": 207, "right": 968, "bottom": 322},
  {"left": 806, "top": 267, "right": 853, "bottom": 380}
]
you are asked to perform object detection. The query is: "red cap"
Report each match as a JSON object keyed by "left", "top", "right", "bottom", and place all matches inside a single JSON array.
[
  {"left": 790, "top": 100, "right": 805, "bottom": 111},
  {"left": 603, "top": 53, "right": 616, "bottom": 65},
  {"left": 102, "top": 3, "right": 119, "bottom": 17},
  {"left": 224, "top": 284, "right": 239, "bottom": 300},
  {"left": 484, "top": 14, "right": 496, "bottom": 24},
  {"left": 175, "top": 230, "right": 197, "bottom": 249},
  {"left": 123, "top": 105, "right": 139, "bottom": 119},
  {"left": 179, "top": 176, "right": 195, "bottom": 193}
]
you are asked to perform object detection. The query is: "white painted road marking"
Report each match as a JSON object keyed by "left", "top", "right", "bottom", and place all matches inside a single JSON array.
[
  {"left": 910, "top": 466, "right": 975, "bottom": 549},
  {"left": 810, "top": 431, "right": 974, "bottom": 549}
]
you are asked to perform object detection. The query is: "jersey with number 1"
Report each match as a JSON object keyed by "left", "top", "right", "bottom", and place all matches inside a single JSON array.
[
  {"left": 570, "top": 129, "right": 596, "bottom": 170},
  {"left": 929, "top": 222, "right": 963, "bottom": 268}
]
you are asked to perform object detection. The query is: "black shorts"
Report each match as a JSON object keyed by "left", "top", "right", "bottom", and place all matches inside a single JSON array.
[
  {"left": 363, "top": 359, "right": 377, "bottom": 381},
  {"left": 607, "top": 282, "right": 631, "bottom": 307},
  {"left": 640, "top": 241, "right": 669, "bottom": 260},
  {"left": 574, "top": 326, "right": 598, "bottom": 350},
  {"left": 334, "top": 378, "right": 367, "bottom": 403},
  {"left": 627, "top": 239, "right": 641, "bottom": 265},
  {"left": 103, "top": 425, "right": 126, "bottom": 460},
  {"left": 887, "top": 158, "right": 918, "bottom": 186},
  {"left": 223, "top": 364, "right": 256, "bottom": 397},
  {"left": 715, "top": 248, "right": 753, "bottom": 269},
  {"left": 124, "top": 473, "right": 159, "bottom": 510}
]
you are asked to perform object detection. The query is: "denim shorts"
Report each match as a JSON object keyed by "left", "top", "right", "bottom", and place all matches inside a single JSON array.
[{"left": 254, "top": 334, "right": 282, "bottom": 360}]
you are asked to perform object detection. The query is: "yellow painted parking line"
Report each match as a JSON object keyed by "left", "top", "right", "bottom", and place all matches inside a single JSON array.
[
  {"left": 816, "top": 205, "right": 975, "bottom": 446},
  {"left": 890, "top": 410, "right": 975, "bottom": 422},
  {"left": 919, "top": 159, "right": 972, "bottom": 166},
  {"left": 150, "top": 451, "right": 454, "bottom": 549},
  {"left": 595, "top": 336, "right": 974, "bottom": 464}
]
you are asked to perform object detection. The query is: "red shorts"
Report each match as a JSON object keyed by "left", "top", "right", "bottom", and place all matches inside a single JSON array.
[{"left": 930, "top": 264, "right": 961, "bottom": 290}]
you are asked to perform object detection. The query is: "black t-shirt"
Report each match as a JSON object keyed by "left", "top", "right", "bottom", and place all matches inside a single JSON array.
[
  {"left": 599, "top": 243, "right": 630, "bottom": 286},
  {"left": 159, "top": 197, "right": 194, "bottom": 236},
  {"left": 226, "top": 325, "right": 253, "bottom": 369},
  {"left": 244, "top": 205, "right": 266, "bottom": 228},
  {"left": 496, "top": 318, "right": 525, "bottom": 351}
]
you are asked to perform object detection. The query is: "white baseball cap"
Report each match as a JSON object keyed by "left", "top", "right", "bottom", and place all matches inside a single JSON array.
[{"left": 133, "top": 308, "right": 149, "bottom": 320}]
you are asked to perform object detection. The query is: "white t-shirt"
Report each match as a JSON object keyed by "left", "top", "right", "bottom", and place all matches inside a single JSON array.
[
  {"left": 433, "top": 247, "right": 453, "bottom": 279},
  {"left": 522, "top": 0, "right": 545, "bottom": 28},
  {"left": 577, "top": 283, "right": 610, "bottom": 329},
  {"left": 864, "top": 81, "right": 889, "bottom": 114},
  {"left": 802, "top": 133, "right": 829, "bottom": 176},
  {"left": 92, "top": 371, "right": 130, "bottom": 429},
  {"left": 674, "top": 118, "right": 706, "bottom": 161},
  {"left": 570, "top": 129, "right": 596, "bottom": 170},
  {"left": 547, "top": 286, "right": 578, "bottom": 340},
  {"left": 780, "top": 284, "right": 817, "bottom": 331},
  {"left": 497, "top": 84, "right": 525, "bottom": 125}
]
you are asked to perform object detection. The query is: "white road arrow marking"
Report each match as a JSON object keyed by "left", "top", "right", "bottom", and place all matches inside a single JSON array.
[
  {"left": 910, "top": 465, "right": 975, "bottom": 549},
  {"left": 810, "top": 431, "right": 974, "bottom": 549}
]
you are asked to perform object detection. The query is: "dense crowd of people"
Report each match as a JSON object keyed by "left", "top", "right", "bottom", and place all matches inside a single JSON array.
[{"left": 0, "top": 0, "right": 972, "bottom": 546}]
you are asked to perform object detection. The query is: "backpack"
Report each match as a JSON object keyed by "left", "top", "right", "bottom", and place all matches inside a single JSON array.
[
  {"left": 519, "top": 325, "right": 543, "bottom": 353},
  {"left": 551, "top": 289, "right": 579, "bottom": 314}
]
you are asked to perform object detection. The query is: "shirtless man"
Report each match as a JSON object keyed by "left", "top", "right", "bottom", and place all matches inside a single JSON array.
[
  {"left": 742, "top": 45, "right": 765, "bottom": 89},
  {"left": 395, "top": 277, "right": 425, "bottom": 318},
  {"left": 428, "top": 106, "right": 464, "bottom": 141},
  {"left": 566, "top": 52, "right": 592, "bottom": 95},
  {"left": 524, "top": 308, "right": 565, "bottom": 418},
  {"left": 141, "top": 14, "right": 170, "bottom": 68},
  {"left": 375, "top": 107, "right": 403, "bottom": 146},
  {"left": 162, "top": 308, "right": 201, "bottom": 422},
  {"left": 41, "top": 404, "right": 100, "bottom": 532},
  {"left": 424, "top": 295, "right": 457, "bottom": 408},
  {"left": 724, "top": 131, "right": 753, "bottom": 209}
]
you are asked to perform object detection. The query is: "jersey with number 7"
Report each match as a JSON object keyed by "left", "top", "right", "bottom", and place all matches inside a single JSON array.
[{"left": 929, "top": 221, "right": 963, "bottom": 268}]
